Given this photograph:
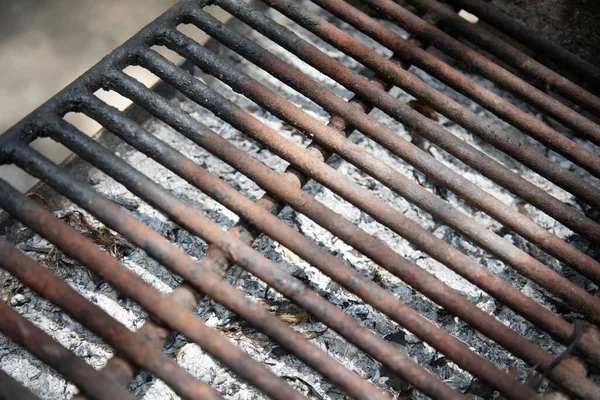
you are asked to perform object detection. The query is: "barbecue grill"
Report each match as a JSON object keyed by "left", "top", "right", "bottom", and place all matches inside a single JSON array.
[{"left": 1, "top": 0, "right": 599, "bottom": 399}]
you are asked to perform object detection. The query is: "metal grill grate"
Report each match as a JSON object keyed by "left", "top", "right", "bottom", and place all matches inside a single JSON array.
[{"left": 1, "top": 0, "right": 599, "bottom": 399}]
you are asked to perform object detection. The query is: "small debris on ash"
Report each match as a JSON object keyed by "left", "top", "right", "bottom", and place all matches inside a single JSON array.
[
  {"left": 282, "top": 375, "right": 325, "bottom": 400},
  {"left": 407, "top": 99, "right": 438, "bottom": 154},
  {"left": 407, "top": 99, "right": 439, "bottom": 122},
  {"left": 9, "top": 293, "right": 29, "bottom": 307}
]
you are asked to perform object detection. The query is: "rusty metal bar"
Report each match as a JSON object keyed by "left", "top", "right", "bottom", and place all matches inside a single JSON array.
[
  {"left": 109, "top": 56, "right": 600, "bottom": 330},
  {"left": 309, "top": 0, "right": 600, "bottom": 178},
  {"left": 361, "top": 0, "right": 600, "bottom": 144},
  {"left": 72, "top": 283, "right": 202, "bottom": 394},
  {"left": 265, "top": 0, "right": 600, "bottom": 200},
  {"left": 404, "top": 0, "right": 600, "bottom": 116},
  {"left": 0, "top": 369, "right": 41, "bottom": 400},
  {"left": 80, "top": 50, "right": 412, "bottom": 395},
  {"left": 190, "top": 2, "right": 600, "bottom": 267},
  {"left": 108, "top": 55, "right": 599, "bottom": 353},
  {"left": 135, "top": 45, "right": 600, "bottom": 318},
  {"left": 100, "top": 67, "right": 600, "bottom": 374},
  {"left": 274, "top": 0, "right": 600, "bottom": 205},
  {"left": 92, "top": 68, "right": 541, "bottom": 400},
  {"left": 8, "top": 142, "right": 390, "bottom": 400},
  {"left": 0, "top": 299, "right": 135, "bottom": 400},
  {"left": 0, "top": 1, "right": 598, "bottom": 398},
  {"left": 58, "top": 97, "right": 463, "bottom": 400},
  {"left": 0, "top": 176, "right": 305, "bottom": 400},
  {"left": 0, "top": 239, "right": 222, "bottom": 400},
  {"left": 441, "top": 0, "right": 600, "bottom": 88},
  {"left": 121, "top": 49, "right": 600, "bottom": 398},
  {"left": 46, "top": 102, "right": 449, "bottom": 400},
  {"left": 124, "top": 43, "right": 600, "bottom": 365},
  {"left": 153, "top": 12, "right": 600, "bottom": 297}
]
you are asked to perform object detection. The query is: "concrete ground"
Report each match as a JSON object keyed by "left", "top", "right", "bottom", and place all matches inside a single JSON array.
[{"left": 0, "top": 0, "right": 228, "bottom": 192}]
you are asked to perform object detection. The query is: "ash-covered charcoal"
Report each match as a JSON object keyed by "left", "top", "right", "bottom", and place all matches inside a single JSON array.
[{"left": 1, "top": 1, "right": 599, "bottom": 399}]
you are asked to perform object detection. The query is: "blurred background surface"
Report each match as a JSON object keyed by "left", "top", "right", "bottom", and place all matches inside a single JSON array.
[{"left": 0, "top": 0, "right": 228, "bottom": 192}]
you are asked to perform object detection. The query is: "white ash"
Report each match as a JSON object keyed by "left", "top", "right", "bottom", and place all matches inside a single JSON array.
[{"left": 1, "top": 2, "right": 599, "bottom": 399}]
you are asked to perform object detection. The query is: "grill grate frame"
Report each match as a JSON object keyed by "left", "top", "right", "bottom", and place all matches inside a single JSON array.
[{"left": 0, "top": 0, "right": 599, "bottom": 399}]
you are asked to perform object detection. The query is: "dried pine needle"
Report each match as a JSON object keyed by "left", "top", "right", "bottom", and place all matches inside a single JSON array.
[
  {"left": 60, "top": 210, "right": 131, "bottom": 260},
  {"left": 276, "top": 311, "right": 310, "bottom": 324},
  {"left": 218, "top": 309, "right": 324, "bottom": 345},
  {"left": 302, "top": 327, "right": 328, "bottom": 340},
  {"left": 27, "top": 209, "right": 131, "bottom": 284},
  {"left": 25, "top": 192, "right": 52, "bottom": 211}
]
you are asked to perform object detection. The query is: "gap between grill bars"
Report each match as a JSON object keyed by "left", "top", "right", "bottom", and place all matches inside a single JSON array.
[{"left": 0, "top": 0, "right": 599, "bottom": 399}]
